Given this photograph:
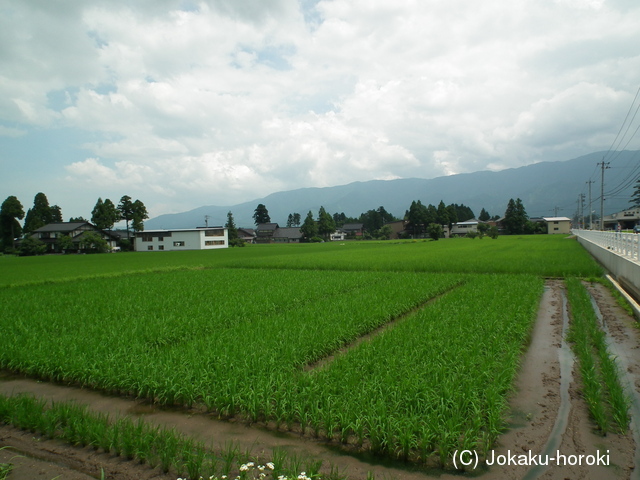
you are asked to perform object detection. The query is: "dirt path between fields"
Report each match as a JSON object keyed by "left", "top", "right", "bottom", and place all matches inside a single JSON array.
[{"left": 1, "top": 280, "right": 639, "bottom": 480}]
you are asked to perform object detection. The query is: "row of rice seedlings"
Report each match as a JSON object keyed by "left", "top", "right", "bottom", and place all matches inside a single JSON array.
[
  {"left": 0, "top": 269, "right": 461, "bottom": 415},
  {"left": 0, "top": 446, "right": 17, "bottom": 480},
  {"left": 281, "top": 274, "right": 543, "bottom": 467},
  {"left": 0, "top": 393, "right": 347, "bottom": 480},
  {"left": 565, "top": 277, "right": 630, "bottom": 433}
]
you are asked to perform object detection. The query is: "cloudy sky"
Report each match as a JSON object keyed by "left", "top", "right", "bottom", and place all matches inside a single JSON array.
[{"left": 2, "top": 0, "right": 640, "bottom": 221}]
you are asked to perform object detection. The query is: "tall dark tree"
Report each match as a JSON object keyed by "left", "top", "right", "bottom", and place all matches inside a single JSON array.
[
  {"left": 117, "top": 195, "right": 135, "bottom": 236},
  {"left": 253, "top": 204, "right": 270, "bottom": 225},
  {"left": 406, "top": 200, "right": 427, "bottom": 237},
  {"left": 451, "top": 203, "right": 474, "bottom": 222},
  {"left": 91, "top": 198, "right": 106, "bottom": 228},
  {"left": 300, "top": 211, "right": 318, "bottom": 240},
  {"left": 478, "top": 208, "right": 491, "bottom": 222},
  {"left": 50, "top": 205, "right": 63, "bottom": 223},
  {"left": 0, "top": 196, "right": 24, "bottom": 251},
  {"left": 23, "top": 192, "right": 54, "bottom": 234},
  {"left": 131, "top": 199, "right": 148, "bottom": 233},
  {"left": 225, "top": 211, "right": 243, "bottom": 247},
  {"left": 286, "top": 213, "right": 294, "bottom": 228},
  {"left": 436, "top": 200, "right": 449, "bottom": 226},
  {"left": 293, "top": 212, "right": 301, "bottom": 227},
  {"left": 503, "top": 198, "right": 528, "bottom": 234},
  {"left": 446, "top": 204, "right": 458, "bottom": 227},
  {"left": 317, "top": 206, "right": 336, "bottom": 240}
]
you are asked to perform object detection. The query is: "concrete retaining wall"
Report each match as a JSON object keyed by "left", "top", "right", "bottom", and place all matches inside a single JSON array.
[{"left": 575, "top": 235, "right": 640, "bottom": 302}]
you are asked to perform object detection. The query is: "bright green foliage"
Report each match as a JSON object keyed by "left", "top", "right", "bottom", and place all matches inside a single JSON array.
[
  {"left": 300, "top": 211, "right": 318, "bottom": 240},
  {"left": 565, "top": 278, "right": 630, "bottom": 433}
]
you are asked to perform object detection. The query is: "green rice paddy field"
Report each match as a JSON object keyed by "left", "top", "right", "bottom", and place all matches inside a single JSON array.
[{"left": 0, "top": 236, "right": 603, "bottom": 465}]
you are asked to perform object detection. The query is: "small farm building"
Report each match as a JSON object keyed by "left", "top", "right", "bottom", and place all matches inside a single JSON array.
[
  {"left": 135, "top": 227, "right": 228, "bottom": 251},
  {"left": 542, "top": 217, "right": 571, "bottom": 234}
]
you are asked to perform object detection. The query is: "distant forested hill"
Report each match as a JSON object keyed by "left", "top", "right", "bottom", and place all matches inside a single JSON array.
[{"left": 145, "top": 150, "right": 639, "bottom": 229}]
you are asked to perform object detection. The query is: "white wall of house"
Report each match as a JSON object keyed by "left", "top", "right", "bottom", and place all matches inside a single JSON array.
[
  {"left": 451, "top": 221, "right": 479, "bottom": 236},
  {"left": 135, "top": 228, "right": 228, "bottom": 251},
  {"left": 543, "top": 217, "right": 571, "bottom": 234}
]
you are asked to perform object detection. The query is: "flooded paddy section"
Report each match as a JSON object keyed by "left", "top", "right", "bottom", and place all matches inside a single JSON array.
[{"left": 1, "top": 280, "right": 639, "bottom": 480}]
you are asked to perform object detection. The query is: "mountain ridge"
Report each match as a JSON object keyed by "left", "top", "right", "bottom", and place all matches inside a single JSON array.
[{"left": 145, "top": 151, "right": 639, "bottom": 229}]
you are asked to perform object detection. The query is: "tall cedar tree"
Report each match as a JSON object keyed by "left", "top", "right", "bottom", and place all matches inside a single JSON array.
[
  {"left": 131, "top": 200, "right": 148, "bottom": 233},
  {"left": 0, "top": 196, "right": 24, "bottom": 250},
  {"left": 503, "top": 198, "right": 528, "bottom": 234},
  {"left": 23, "top": 192, "right": 55, "bottom": 234},
  {"left": 317, "top": 206, "right": 336, "bottom": 239},
  {"left": 479, "top": 208, "right": 491, "bottom": 221},
  {"left": 117, "top": 195, "right": 135, "bottom": 236},
  {"left": 300, "top": 211, "right": 318, "bottom": 240},
  {"left": 225, "top": 211, "right": 241, "bottom": 246},
  {"left": 253, "top": 204, "right": 270, "bottom": 225},
  {"left": 92, "top": 198, "right": 120, "bottom": 232}
]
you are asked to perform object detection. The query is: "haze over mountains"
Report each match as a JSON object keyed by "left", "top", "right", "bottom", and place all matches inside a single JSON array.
[{"left": 145, "top": 151, "right": 639, "bottom": 229}]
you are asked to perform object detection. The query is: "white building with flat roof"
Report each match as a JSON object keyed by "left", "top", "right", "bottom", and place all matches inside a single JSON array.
[
  {"left": 542, "top": 217, "right": 571, "bottom": 234},
  {"left": 135, "top": 227, "right": 228, "bottom": 251}
]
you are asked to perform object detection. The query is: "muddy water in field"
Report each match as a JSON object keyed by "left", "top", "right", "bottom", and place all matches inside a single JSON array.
[{"left": 1, "top": 280, "right": 639, "bottom": 480}]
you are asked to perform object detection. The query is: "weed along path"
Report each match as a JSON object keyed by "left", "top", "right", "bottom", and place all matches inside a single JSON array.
[{"left": 1, "top": 279, "right": 639, "bottom": 480}]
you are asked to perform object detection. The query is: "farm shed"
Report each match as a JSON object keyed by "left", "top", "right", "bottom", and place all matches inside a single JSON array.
[
  {"left": 542, "top": 217, "right": 571, "bottom": 234},
  {"left": 135, "top": 227, "right": 228, "bottom": 251}
]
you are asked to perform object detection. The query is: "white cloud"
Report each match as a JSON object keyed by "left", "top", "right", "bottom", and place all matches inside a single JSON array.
[{"left": 2, "top": 0, "right": 640, "bottom": 219}]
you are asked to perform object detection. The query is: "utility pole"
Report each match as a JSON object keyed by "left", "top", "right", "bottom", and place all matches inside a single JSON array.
[
  {"left": 586, "top": 180, "right": 594, "bottom": 229},
  {"left": 204, "top": 215, "right": 210, "bottom": 227},
  {"left": 580, "top": 193, "right": 585, "bottom": 229},
  {"left": 554, "top": 206, "right": 561, "bottom": 217},
  {"left": 598, "top": 160, "right": 610, "bottom": 230}
]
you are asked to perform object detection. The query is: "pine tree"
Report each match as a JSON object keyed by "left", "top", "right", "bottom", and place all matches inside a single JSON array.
[
  {"left": 0, "top": 196, "right": 24, "bottom": 251},
  {"left": 253, "top": 204, "right": 271, "bottom": 225}
]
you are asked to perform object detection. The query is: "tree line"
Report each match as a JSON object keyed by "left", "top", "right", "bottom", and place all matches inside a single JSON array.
[
  {"left": 0, "top": 193, "right": 148, "bottom": 254},
  {"left": 240, "top": 197, "right": 539, "bottom": 242}
]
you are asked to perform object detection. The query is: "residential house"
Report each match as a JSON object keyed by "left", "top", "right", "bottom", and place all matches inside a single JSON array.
[
  {"left": 255, "top": 223, "right": 279, "bottom": 244},
  {"left": 385, "top": 220, "right": 408, "bottom": 239},
  {"left": 31, "top": 222, "right": 119, "bottom": 253},
  {"left": 237, "top": 228, "right": 256, "bottom": 244},
  {"left": 135, "top": 227, "right": 228, "bottom": 251},
  {"left": 341, "top": 223, "right": 364, "bottom": 238},
  {"left": 272, "top": 227, "right": 303, "bottom": 243},
  {"left": 450, "top": 219, "right": 480, "bottom": 237}
]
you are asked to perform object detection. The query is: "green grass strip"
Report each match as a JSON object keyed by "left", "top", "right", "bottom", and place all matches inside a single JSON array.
[
  {"left": 565, "top": 278, "right": 630, "bottom": 433},
  {"left": 0, "top": 393, "right": 344, "bottom": 480}
]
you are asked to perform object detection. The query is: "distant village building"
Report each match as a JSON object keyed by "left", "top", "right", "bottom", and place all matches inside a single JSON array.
[
  {"left": 542, "top": 217, "right": 572, "bottom": 234},
  {"left": 135, "top": 227, "right": 228, "bottom": 251},
  {"left": 602, "top": 208, "right": 640, "bottom": 230},
  {"left": 30, "top": 222, "right": 119, "bottom": 253},
  {"left": 451, "top": 219, "right": 480, "bottom": 237},
  {"left": 255, "top": 223, "right": 279, "bottom": 244}
]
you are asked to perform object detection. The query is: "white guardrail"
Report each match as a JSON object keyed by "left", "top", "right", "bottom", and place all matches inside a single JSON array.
[{"left": 572, "top": 229, "right": 640, "bottom": 263}]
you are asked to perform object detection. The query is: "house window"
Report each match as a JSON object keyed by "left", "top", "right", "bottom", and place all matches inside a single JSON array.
[
  {"left": 205, "top": 229, "right": 224, "bottom": 236},
  {"left": 147, "top": 245, "right": 154, "bottom": 250},
  {"left": 554, "top": 227, "right": 559, "bottom": 231},
  {"left": 205, "top": 240, "right": 225, "bottom": 246},
  {"left": 158, "top": 236, "right": 164, "bottom": 241},
  {"left": 159, "top": 245, "right": 164, "bottom": 250},
  {"left": 142, "top": 235, "right": 153, "bottom": 242},
  {"left": 553, "top": 221, "right": 559, "bottom": 224},
  {"left": 173, "top": 241, "right": 185, "bottom": 247}
]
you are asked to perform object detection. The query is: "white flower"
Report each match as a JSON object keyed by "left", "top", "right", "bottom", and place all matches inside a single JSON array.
[
  {"left": 267, "top": 463, "right": 275, "bottom": 470},
  {"left": 258, "top": 465, "right": 265, "bottom": 471}
]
